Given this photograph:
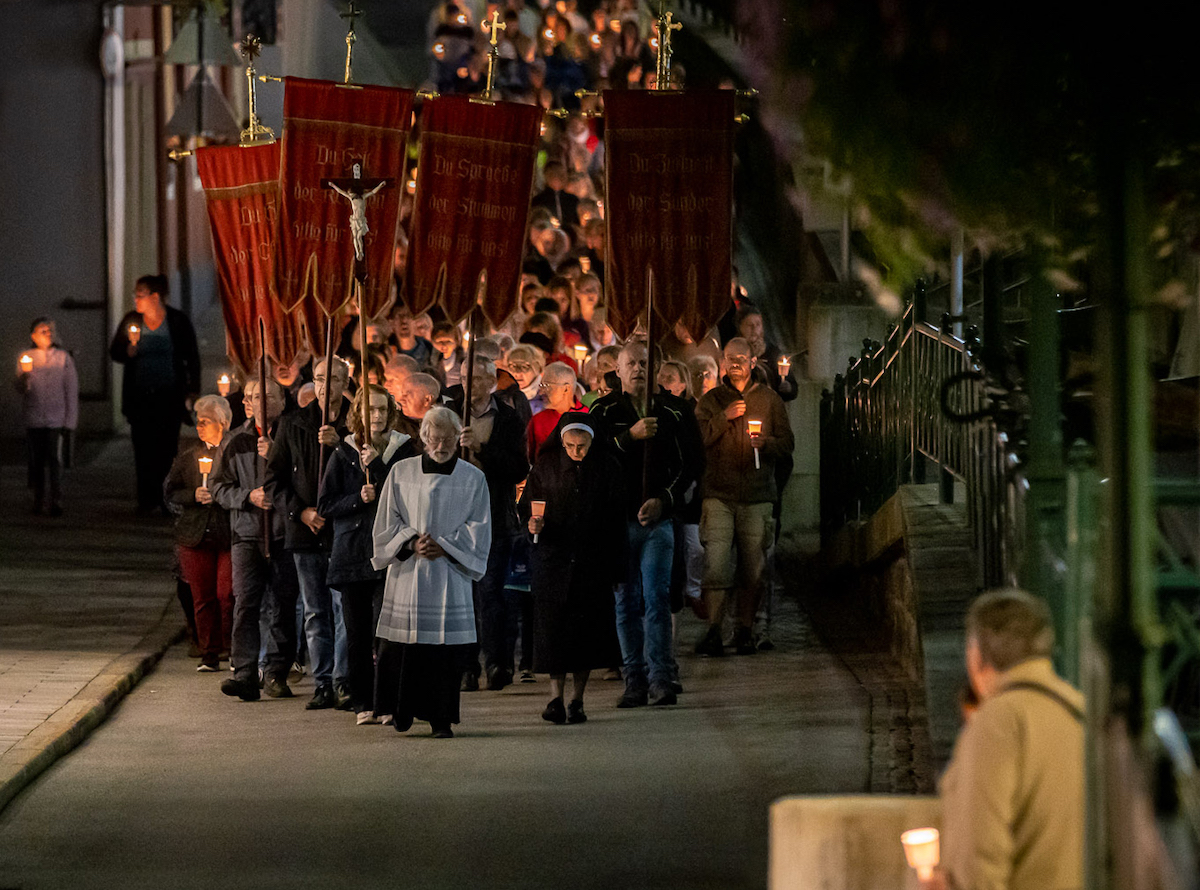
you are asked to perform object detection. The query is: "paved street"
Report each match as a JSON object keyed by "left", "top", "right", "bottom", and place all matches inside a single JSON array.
[{"left": 0, "top": 437, "right": 933, "bottom": 889}]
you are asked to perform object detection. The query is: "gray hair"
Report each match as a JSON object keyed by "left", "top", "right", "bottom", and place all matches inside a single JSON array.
[
  {"left": 194, "top": 394, "right": 232, "bottom": 427},
  {"left": 542, "top": 360, "right": 577, "bottom": 388},
  {"left": 420, "top": 405, "right": 463, "bottom": 443},
  {"left": 966, "top": 589, "right": 1055, "bottom": 671}
]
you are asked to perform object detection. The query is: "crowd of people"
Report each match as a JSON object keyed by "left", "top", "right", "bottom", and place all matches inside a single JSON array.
[{"left": 96, "top": 258, "right": 798, "bottom": 738}]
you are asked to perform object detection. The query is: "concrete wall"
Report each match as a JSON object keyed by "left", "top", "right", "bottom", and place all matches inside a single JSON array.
[{"left": 0, "top": 3, "right": 109, "bottom": 436}]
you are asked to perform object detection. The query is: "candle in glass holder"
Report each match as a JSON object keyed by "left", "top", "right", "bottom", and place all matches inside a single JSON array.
[
  {"left": 197, "top": 454, "right": 213, "bottom": 489},
  {"left": 747, "top": 419, "right": 762, "bottom": 470},
  {"left": 530, "top": 499, "right": 546, "bottom": 543},
  {"left": 572, "top": 344, "right": 588, "bottom": 364},
  {"left": 217, "top": 374, "right": 231, "bottom": 397},
  {"left": 19, "top": 354, "right": 33, "bottom": 373},
  {"left": 901, "top": 828, "right": 940, "bottom": 881}
]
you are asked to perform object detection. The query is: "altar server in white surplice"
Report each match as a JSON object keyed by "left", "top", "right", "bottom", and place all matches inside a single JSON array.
[{"left": 371, "top": 406, "right": 492, "bottom": 739}]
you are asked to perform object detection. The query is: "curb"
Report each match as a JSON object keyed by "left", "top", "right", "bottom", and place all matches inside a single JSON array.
[{"left": 0, "top": 602, "right": 184, "bottom": 815}]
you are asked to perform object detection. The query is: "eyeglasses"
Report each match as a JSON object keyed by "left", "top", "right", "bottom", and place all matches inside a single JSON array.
[{"left": 538, "top": 381, "right": 567, "bottom": 390}]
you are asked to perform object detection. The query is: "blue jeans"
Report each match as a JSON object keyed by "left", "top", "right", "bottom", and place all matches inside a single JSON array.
[
  {"left": 615, "top": 520, "right": 674, "bottom": 691},
  {"left": 293, "top": 551, "right": 335, "bottom": 688},
  {"left": 332, "top": 588, "right": 349, "bottom": 687}
]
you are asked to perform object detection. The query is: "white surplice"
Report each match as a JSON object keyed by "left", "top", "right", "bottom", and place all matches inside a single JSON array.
[{"left": 371, "top": 456, "right": 492, "bottom": 645}]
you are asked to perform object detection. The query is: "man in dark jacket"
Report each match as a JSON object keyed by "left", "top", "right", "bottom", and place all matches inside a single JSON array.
[
  {"left": 693, "top": 338, "right": 794, "bottom": 656},
  {"left": 452, "top": 357, "right": 531, "bottom": 691},
  {"left": 211, "top": 378, "right": 300, "bottom": 700},
  {"left": 264, "top": 357, "right": 351, "bottom": 709},
  {"left": 109, "top": 273, "right": 201, "bottom": 514},
  {"left": 589, "top": 341, "right": 703, "bottom": 708}
]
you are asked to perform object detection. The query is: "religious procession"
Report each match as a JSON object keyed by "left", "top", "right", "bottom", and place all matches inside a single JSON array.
[{"left": 82, "top": 0, "right": 798, "bottom": 742}]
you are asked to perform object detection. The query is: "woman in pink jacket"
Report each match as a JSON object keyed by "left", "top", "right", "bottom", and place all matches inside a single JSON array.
[{"left": 15, "top": 317, "right": 78, "bottom": 516}]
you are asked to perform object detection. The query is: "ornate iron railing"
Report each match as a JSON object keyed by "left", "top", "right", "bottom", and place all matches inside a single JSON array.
[{"left": 819, "top": 299, "right": 1026, "bottom": 589}]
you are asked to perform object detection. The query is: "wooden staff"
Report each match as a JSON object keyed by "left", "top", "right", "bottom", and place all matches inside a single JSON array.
[
  {"left": 356, "top": 280, "right": 371, "bottom": 485},
  {"left": 459, "top": 309, "right": 480, "bottom": 458},
  {"left": 257, "top": 317, "right": 270, "bottom": 559},
  {"left": 318, "top": 314, "right": 336, "bottom": 482},
  {"left": 643, "top": 266, "right": 655, "bottom": 503}
]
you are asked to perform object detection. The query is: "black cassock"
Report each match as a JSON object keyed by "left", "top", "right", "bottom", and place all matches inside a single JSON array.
[{"left": 520, "top": 447, "right": 627, "bottom": 675}]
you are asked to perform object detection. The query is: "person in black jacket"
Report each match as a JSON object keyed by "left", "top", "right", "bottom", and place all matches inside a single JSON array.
[
  {"left": 211, "top": 379, "right": 300, "bottom": 701},
  {"left": 520, "top": 414, "right": 626, "bottom": 725},
  {"left": 588, "top": 341, "right": 704, "bottom": 708},
  {"left": 110, "top": 274, "right": 201, "bottom": 514},
  {"left": 451, "top": 356, "right": 531, "bottom": 691},
  {"left": 318, "top": 384, "right": 418, "bottom": 722},
  {"left": 264, "top": 357, "right": 351, "bottom": 710},
  {"left": 163, "top": 395, "right": 232, "bottom": 672}
]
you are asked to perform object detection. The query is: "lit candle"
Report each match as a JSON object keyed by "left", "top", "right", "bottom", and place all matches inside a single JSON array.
[
  {"left": 217, "top": 374, "right": 231, "bottom": 397},
  {"left": 19, "top": 354, "right": 33, "bottom": 373},
  {"left": 197, "top": 454, "right": 213, "bottom": 489},
  {"left": 572, "top": 344, "right": 588, "bottom": 364},
  {"left": 128, "top": 323, "right": 140, "bottom": 343},
  {"left": 579, "top": 256, "right": 591, "bottom": 274},
  {"left": 530, "top": 499, "right": 546, "bottom": 543},
  {"left": 777, "top": 355, "right": 791, "bottom": 376},
  {"left": 747, "top": 419, "right": 762, "bottom": 470},
  {"left": 901, "top": 828, "right": 940, "bottom": 882}
]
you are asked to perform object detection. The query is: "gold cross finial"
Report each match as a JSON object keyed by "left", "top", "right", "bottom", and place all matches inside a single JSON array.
[
  {"left": 241, "top": 34, "right": 263, "bottom": 65},
  {"left": 659, "top": 11, "right": 682, "bottom": 36},
  {"left": 340, "top": 0, "right": 362, "bottom": 31},
  {"left": 484, "top": 10, "right": 506, "bottom": 48}
]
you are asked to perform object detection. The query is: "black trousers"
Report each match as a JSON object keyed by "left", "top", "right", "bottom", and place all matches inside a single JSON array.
[
  {"left": 337, "top": 579, "right": 384, "bottom": 711},
  {"left": 230, "top": 539, "right": 300, "bottom": 683},
  {"left": 477, "top": 532, "right": 517, "bottom": 676},
  {"left": 129, "top": 391, "right": 182, "bottom": 510},
  {"left": 26, "top": 427, "right": 64, "bottom": 509}
]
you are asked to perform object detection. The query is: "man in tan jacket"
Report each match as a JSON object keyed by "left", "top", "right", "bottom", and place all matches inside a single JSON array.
[{"left": 935, "top": 589, "right": 1084, "bottom": 890}]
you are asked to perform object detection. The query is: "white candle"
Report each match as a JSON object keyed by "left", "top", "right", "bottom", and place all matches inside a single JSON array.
[
  {"left": 901, "top": 828, "right": 940, "bottom": 881},
  {"left": 531, "top": 499, "right": 546, "bottom": 543},
  {"left": 747, "top": 419, "right": 762, "bottom": 470},
  {"left": 777, "top": 355, "right": 791, "bottom": 376},
  {"left": 572, "top": 344, "right": 588, "bottom": 364},
  {"left": 217, "top": 374, "right": 231, "bottom": 397},
  {"left": 198, "top": 454, "right": 213, "bottom": 489},
  {"left": 19, "top": 354, "right": 33, "bottom": 373}
]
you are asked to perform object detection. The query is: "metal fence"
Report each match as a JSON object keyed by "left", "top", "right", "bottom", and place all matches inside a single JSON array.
[{"left": 819, "top": 299, "right": 1025, "bottom": 589}]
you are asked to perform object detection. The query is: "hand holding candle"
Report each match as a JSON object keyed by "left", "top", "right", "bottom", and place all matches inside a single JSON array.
[
  {"left": 901, "top": 828, "right": 940, "bottom": 882},
  {"left": 530, "top": 499, "right": 546, "bottom": 542},
  {"left": 19, "top": 354, "right": 33, "bottom": 374},
  {"left": 747, "top": 419, "right": 762, "bottom": 470},
  {"left": 217, "top": 374, "right": 231, "bottom": 397},
  {"left": 197, "top": 454, "right": 213, "bottom": 489}
]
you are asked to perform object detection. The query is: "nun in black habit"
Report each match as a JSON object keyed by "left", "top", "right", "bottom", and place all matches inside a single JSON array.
[{"left": 519, "top": 412, "right": 627, "bottom": 725}]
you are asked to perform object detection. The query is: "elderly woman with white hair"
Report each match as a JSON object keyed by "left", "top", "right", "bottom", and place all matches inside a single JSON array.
[
  {"left": 164, "top": 394, "right": 234, "bottom": 672},
  {"left": 371, "top": 406, "right": 492, "bottom": 738}
]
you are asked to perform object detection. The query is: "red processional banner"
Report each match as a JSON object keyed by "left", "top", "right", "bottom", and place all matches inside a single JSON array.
[
  {"left": 406, "top": 96, "right": 543, "bottom": 327},
  {"left": 277, "top": 77, "right": 414, "bottom": 319},
  {"left": 603, "top": 90, "right": 735, "bottom": 340},
  {"left": 195, "top": 142, "right": 304, "bottom": 375}
]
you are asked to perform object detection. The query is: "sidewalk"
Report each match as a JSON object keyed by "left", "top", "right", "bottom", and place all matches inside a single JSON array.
[{"left": 0, "top": 437, "right": 184, "bottom": 812}]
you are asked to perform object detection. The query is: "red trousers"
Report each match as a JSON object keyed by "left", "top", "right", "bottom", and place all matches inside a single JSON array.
[{"left": 176, "top": 545, "right": 233, "bottom": 659}]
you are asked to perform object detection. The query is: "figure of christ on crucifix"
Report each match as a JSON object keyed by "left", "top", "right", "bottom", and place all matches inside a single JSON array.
[{"left": 321, "top": 162, "right": 391, "bottom": 273}]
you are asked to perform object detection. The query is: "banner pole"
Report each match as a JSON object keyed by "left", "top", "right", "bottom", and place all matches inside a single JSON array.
[
  {"left": 460, "top": 284, "right": 481, "bottom": 459},
  {"left": 357, "top": 281, "right": 371, "bottom": 485},
  {"left": 258, "top": 317, "right": 270, "bottom": 559},
  {"left": 643, "top": 266, "right": 655, "bottom": 503},
  {"left": 318, "top": 314, "right": 335, "bottom": 480}
]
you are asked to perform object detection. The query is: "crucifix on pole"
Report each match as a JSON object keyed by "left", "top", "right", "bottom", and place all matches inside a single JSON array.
[
  {"left": 320, "top": 162, "right": 393, "bottom": 480},
  {"left": 340, "top": 1, "right": 362, "bottom": 85}
]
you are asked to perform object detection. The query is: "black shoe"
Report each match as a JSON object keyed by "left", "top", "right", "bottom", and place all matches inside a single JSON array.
[
  {"left": 392, "top": 713, "right": 414, "bottom": 733},
  {"left": 220, "top": 677, "right": 261, "bottom": 701},
  {"left": 616, "top": 687, "right": 648, "bottom": 709},
  {"left": 431, "top": 725, "right": 454, "bottom": 739},
  {"left": 306, "top": 685, "right": 337, "bottom": 710},
  {"left": 263, "top": 677, "right": 294, "bottom": 698},
  {"left": 519, "top": 669, "right": 536, "bottom": 683},
  {"left": 542, "top": 697, "right": 566, "bottom": 724},
  {"left": 485, "top": 667, "right": 512, "bottom": 691},
  {"left": 567, "top": 699, "right": 587, "bottom": 724},
  {"left": 733, "top": 627, "right": 756, "bottom": 656},
  {"left": 461, "top": 671, "right": 480, "bottom": 692},
  {"left": 334, "top": 683, "right": 355, "bottom": 710},
  {"left": 48, "top": 505, "right": 63, "bottom": 518},
  {"left": 756, "top": 633, "right": 775, "bottom": 652},
  {"left": 694, "top": 626, "right": 725, "bottom": 657},
  {"left": 649, "top": 686, "right": 677, "bottom": 707},
  {"left": 670, "top": 680, "right": 684, "bottom": 695}
]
